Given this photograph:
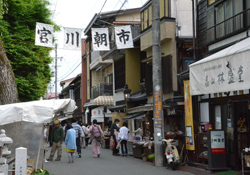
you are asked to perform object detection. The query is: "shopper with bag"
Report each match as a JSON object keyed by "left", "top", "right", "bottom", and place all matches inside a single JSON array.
[
  {"left": 72, "top": 119, "right": 83, "bottom": 158},
  {"left": 81, "top": 123, "right": 88, "bottom": 149},
  {"left": 87, "top": 119, "right": 104, "bottom": 158},
  {"left": 65, "top": 124, "right": 76, "bottom": 163},
  {"left": 110, "top": 119, "right": 120, "bottom": 156},
  {"left": 118, "top": 122, "right": 130, "bottom": 156}
]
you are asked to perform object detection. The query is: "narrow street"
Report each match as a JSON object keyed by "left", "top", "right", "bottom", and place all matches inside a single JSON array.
[{"left": 44, "top": 144, "right": 193, "bottom": 175}]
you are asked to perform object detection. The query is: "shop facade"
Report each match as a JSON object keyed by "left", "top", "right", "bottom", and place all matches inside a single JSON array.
[{"left": 189, "top": 37, "right": 250, "bottom": 170}]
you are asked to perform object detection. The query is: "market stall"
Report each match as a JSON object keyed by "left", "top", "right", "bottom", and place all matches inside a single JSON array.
[{"left": 0, "top": 99, "right": 76, "bottom": 171}]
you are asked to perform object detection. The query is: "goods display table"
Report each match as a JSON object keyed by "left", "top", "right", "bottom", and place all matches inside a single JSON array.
[
  {"left": 241, "top": 149, "right": 250, "bottom": 175},
  {"left": 132, "top": 141, "right": 154, "bottom": 159}
]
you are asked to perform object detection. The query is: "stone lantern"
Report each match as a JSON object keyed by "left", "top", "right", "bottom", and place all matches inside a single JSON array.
[{"left": 0, "top": 129, "right": 13, "bottom": 175}]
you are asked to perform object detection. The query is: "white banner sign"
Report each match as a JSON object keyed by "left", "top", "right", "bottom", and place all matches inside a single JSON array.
[
  {"left": 115, "top": 25, "right": 134, "bottom": 49},
  {"left": 190, "top": 50, "right": 250, "bottom": 96},
  {"left": 64, "top": 27, "right": 81, "bottom": 50},
  {"left": 210, "top": 130, "right": 225, "bottom": 154},
  {"left": 91, "top": 106, "right": 104, "bottom": 123},
  {"left": 35, "top": 22, "right": 54, "bottom": 47},
  {"left": 91, "top": 28, "right": 110, "bottom": 51}
]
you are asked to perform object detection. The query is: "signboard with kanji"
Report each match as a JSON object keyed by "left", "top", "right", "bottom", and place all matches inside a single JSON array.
[
  {"left": 184, "top": 80, "right": 195, "bottom": 150},
  {"left": 210, "top": 130, "right": 225, "bottom": 154}
]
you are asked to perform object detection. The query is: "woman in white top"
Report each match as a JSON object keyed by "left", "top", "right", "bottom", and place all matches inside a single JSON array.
[{"left": 118, "top": 122, "right": 130, "bottom": 156}]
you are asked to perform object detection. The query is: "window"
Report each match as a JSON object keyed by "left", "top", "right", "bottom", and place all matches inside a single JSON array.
[
  {"left": 234, "top": 0, "right": 243, "bottom": 31},
  {"left": 207, "top": 9, "right": 215, "bottom": 42},
  {"left": 214, "top": 0, "right": 243, "bottom": 39},
  {"left": 109, "top": 74, "right": 113, "bottom": 83},
  {"left": 114, "top": 57, "right": 125, "bottom": 90},
  {"left": 208, "top": 0, "right": 217, "bottom": 6},
  {"left": 247, "top": 0, "right": 250, "bottom": 25},
  {"left": 224, "top": 0, "right": 233, "bottom": 35},
  {"left": 216, "top": 3, "right": 225, "bottom": 38},
  {"left": 215, "top": 105, "right": 222, "bottom": 129},
  {"left": 104, "top": 73, "right": 113, "bottom": 84}
]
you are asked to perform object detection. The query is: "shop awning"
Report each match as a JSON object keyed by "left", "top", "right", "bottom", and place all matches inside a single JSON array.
[
  {"left": 108, "top": 105, "right": 126, "bottom": 112},
  {"left": 83, "top": 102, "right": 94, "bottom": 108},
  {"left": 123, "top": 112, "right": 146, "bottom": 120},
  {"left": 129, "top": 92, "right": 147, "bottom": 102},
  {"left": 189, "top": 37, "right": 250, "bottom": 96},
  {"left": 91, "top": 96, "right": 113, "bottom": 106},
  {"left": 127, "top": 104, "right": 170, "bottom": 114}
]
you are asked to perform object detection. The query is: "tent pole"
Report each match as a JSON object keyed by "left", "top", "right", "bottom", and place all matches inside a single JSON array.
[
  {"left": 35, "top": 124, "right": 44, "bottom": 171},
  {"left": 42, "top": 124, "right": 47, "bottom": 170}
]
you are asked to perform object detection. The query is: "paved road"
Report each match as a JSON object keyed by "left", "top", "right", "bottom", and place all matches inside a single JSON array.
[{"left": 44, "top": 144, "right": 193, "bottom": 175}]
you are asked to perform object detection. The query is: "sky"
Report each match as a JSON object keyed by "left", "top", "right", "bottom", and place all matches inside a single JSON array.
[{"left": 47, "top": 0, "right": 148, "bottom": 93}]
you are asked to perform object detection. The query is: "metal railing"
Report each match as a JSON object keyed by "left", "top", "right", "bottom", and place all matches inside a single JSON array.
[{"left": 91, "top": 83, "right": 113, "bottom": 99}]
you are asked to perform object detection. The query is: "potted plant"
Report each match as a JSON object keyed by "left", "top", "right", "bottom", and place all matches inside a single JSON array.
[
  {"left": 141, "top": 153, "right": 148, "bottom": 162},
  {"left": 148, "top": 153, "right": 155, "bottom": 165}
]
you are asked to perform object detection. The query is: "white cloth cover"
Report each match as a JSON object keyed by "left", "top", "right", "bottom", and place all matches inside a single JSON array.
[
  {"left": 189, "top": 37, "right": 250, "bottom": 96},
  {"left": 0, "top": 99, "right": 76, "bottom": 125}
]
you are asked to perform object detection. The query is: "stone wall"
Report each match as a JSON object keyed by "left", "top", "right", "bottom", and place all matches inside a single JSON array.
[{"left": 0, "top": 39, "right": 18, "bottom": 105}]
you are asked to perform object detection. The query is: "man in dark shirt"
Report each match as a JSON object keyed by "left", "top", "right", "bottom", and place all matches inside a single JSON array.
[
  {"left": 47, "top": 120, "right": 64, "bottom": 161},
  {"left": 110, "top": 119, "right": 120, "bottom": 156}
]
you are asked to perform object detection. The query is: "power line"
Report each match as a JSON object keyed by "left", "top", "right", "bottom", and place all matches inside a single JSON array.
[
  {"left": 58, "top": 61, "right": 82, "bottom": 81},
  {"left": 58, "top": 59, "right": 82, "bottom": 80},
  {"left": 99, "top": 0, "right": 108, "bottom": 15}
]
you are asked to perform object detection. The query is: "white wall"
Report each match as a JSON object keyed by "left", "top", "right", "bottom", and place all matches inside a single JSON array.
[{"left": 171, "top": 0, "right": 194, "bottom": 37}]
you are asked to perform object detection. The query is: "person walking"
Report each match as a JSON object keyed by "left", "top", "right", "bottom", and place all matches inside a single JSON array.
[
  {"left": 72, "top": 119, "right": 83, "bottom": 158},
  {"left": 87, "top": 119, "right": 104, "bottom": 158},
  {"left": 85, "top": 124, "right": 90, "bottom": 147},
  {"left": 81, "top": 123, "right": 87, "bottom": 149},
  {"left": 48, "top": 123, "right": 53, "bottom": 147},
  {"left": 65, "top": 124, "right": 76, "bottom": 163},
  {"left": 63, "top": 123, "right": 67, "bottom": 140},
  {"left": 47, "top": 120, "right": 64, "bottom": 161},
  {"left": 118, "top": 122, "right": 130, "bottom": 156},
  {"left": 110, "top": 119, "right": 120, "bottom": 156}
]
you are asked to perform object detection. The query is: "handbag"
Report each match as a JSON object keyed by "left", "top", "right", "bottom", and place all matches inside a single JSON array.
[
  {"left": 116, "top": 141, "right": 121, "bottom": 149},
  {"left": 95, "top": 125, "right": 102, "bottom": 142},
  {"left": 89, "top": 135, "right": 94, "bottom": 144},
  {"left": 95, "top": 136, "right": 102, "bottom": 142}
]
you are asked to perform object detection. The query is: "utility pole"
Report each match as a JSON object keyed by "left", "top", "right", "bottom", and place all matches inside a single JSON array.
[
  {"left": 152, "top": 0, "right": 164, "bottom": 167},
  {"left": 55, "top": 43, "right": 58, "bottom": 99},
  {"left": 192, "top": 0, "right": 196, "bottom": 61}
]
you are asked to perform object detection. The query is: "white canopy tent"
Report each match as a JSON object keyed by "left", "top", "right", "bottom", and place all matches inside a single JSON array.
[
  {"left": 0, "top": 99, "right": 76, "bottom": 171},
  {"left": 189, "top": 37, "right": 250, "bottom": 96},
  {"left": 0, "top": 99, "right": 76, "bottom": 125}
]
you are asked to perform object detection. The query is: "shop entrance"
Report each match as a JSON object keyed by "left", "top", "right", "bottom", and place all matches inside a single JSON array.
[
  {"left": 233, "top": 101, "right": 250, "bottom": 170},
  {"left": 210, "top": 101, "right": 250, "bottom": 170}
]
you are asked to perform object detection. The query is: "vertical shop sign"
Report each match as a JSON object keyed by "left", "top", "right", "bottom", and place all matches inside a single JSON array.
[
  {"left": 184, "top": 80, "right": 195, "bottom": 150},
  {"left": 35, "top": 22, "right": 54, "bottom": 47},
  {"left": 154, "top": 85, "right": 163, "bottom": 128},
  {"left": 210, "top": 130, "right": 225, "bottom": 154}
]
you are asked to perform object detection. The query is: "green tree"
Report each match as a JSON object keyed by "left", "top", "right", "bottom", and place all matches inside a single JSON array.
[{"left": 0, "top": 0, "right": 58, "bottom": 102}]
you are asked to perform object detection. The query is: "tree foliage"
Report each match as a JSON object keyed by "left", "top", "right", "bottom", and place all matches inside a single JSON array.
[{"left": 0, "top": 0, "right": 58, "bottom": 102}]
